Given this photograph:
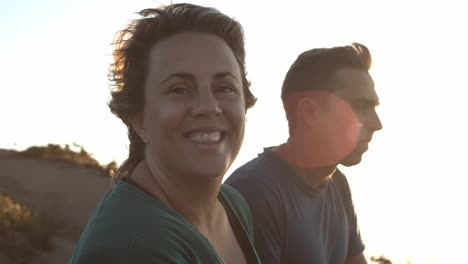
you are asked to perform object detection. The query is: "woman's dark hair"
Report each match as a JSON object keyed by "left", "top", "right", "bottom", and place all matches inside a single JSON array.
[{"left": 108, "top": 3, "right": 256, "bottom": 180}]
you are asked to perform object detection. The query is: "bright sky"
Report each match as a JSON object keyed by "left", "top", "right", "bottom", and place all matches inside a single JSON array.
[{"left": 1, "top": 0, "right": 467, "bottom": 263}]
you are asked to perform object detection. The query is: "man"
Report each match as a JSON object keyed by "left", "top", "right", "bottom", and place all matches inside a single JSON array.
[{"left": 226, "top": 43, "right": 382, "bottom": 264}]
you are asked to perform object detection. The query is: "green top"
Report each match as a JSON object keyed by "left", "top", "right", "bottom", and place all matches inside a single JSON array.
[{"left": 69, "top": 180, "right": 260, "bottom": 264}]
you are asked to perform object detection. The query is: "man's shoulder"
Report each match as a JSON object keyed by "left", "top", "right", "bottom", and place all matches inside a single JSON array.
[
  {"left": 330, "top": 168, "right": 355, "bottom": 213},
  {"left": 225, "top": 148, "right": 295, "bottom": 211},
  {"left": 332, "top": 168, "right": 351, "bottom": 190},
  {"left": 226, "top": 147, "right": 289, "bottom": 186}
]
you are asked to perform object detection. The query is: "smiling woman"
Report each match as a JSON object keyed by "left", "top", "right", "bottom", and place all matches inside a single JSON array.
[
  {"left": 135, "top": 33, "right": 247, "bottom": 183},
  {"left": 69, "top": 3, "right": 259, "bottom": 264}
]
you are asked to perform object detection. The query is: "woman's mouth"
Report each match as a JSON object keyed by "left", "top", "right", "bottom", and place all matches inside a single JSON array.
[{"left": 188, "top": 131, "right": 224, "bottom": 144}]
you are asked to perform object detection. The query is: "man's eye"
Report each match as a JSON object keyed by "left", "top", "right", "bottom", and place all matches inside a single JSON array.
[
  {"left": 353, "top": 103, "right": 364, "bottom": 110},
  {"left": 352, "top": 102, "right": 376, "bottom": 114}
]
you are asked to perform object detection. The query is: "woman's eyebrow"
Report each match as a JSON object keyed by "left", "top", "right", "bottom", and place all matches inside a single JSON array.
[
  {"left": 160, "top": 72, "right": 195, "bottom": 85},
  {"left": 214, "top": 72, "right": 239, "bottom": 83},
  {"left": 160, "top": 72, "right": 239, "bottom": 85}
]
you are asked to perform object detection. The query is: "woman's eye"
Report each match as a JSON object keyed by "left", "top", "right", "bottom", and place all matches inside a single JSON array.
[
  {"left": 217, "top": 84, "right": 237, "bottom": 93},
  {"left": 169, "top": 85, "right": 191, "bottom": 94}
]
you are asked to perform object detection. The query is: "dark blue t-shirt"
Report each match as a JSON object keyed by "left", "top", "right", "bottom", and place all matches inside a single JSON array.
[{"left": 226, "top": 148, "right": 365, "bottom": 264}]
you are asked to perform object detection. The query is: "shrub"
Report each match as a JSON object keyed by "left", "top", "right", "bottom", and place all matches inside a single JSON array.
[
  {"left": 0, "top": 193, "right": 54, "bottom": 264},
  {"left": 17, "top": 143, "right": 117, "bottom": 177}
]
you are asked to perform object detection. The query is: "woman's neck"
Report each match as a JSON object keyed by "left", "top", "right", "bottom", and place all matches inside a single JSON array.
[{"left": 129, "top": 160, "right": 224, "bottom": 231}]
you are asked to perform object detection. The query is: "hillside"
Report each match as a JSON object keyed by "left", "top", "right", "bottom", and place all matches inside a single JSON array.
[{"left": 0, "top": 149, "right": 112, "bottom": 263}]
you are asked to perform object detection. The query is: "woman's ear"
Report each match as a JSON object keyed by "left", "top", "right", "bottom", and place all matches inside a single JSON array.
[
  {"left": 298, "top": 98, "right": 320, "bottom": 128},
  {"left": 129, "top": 113, "right": 148, "bottom": 143}
]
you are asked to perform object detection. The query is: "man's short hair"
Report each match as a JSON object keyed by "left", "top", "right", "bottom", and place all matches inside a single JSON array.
[{"left": 281, "top": 43, "right": 372, "bottom": 99}]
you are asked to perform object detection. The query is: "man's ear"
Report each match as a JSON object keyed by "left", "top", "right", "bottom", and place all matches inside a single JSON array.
[
  {"left": 129, "top": 113, "right": 148, "bottom": 143},
  {"left": 298, "top": 98, "right": 320, "bottom": 127}
]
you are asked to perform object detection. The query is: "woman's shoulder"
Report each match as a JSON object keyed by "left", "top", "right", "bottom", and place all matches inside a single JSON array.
[
  {"left": 219, "top": 184, "right": 249, "bottom": 210},
  {"left": 70, "top": 181, "right": 203, "bottom": 263},
  {"left": 86, "top": 180, "right": 201, "bottom": 233},
  {"left": 70, "top": 225, "right": 196, "bottom": 264},
  {"left": 219, "top": 184, "right": 253, "bottom": 231}
]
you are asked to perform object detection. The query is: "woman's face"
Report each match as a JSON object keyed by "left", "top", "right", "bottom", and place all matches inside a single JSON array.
[{"left": 134, "top": 32, "right": 246, "bottom": 181}]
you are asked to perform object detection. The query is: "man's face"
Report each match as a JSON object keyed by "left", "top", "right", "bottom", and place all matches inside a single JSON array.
[{"left": 331, "top": 68, "right": 382, "bottom": 166}]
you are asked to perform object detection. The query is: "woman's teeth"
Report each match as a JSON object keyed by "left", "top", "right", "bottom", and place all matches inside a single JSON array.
[{"left": 189, "top": 132, "right": 221, "bottom": 143}]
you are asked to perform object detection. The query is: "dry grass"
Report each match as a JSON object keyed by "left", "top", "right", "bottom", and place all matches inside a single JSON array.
[
  {"left": 17, "top": 144, "right": 118, "bottom": 177},
  {"left": 0, "top": 143, "right": 116, "bottom": 263},
  {"left": 0, "top": 193, "right": 54, "bottom": 264}
]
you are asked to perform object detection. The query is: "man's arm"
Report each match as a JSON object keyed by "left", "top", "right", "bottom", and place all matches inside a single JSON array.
[{"left": 347, "top": 253, "right": 368, "bottom": 264}]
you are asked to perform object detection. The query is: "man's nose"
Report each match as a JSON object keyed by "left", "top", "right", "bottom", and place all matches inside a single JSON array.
[{"left": 368, "top": 110, "right": 383, "bottom": 131}]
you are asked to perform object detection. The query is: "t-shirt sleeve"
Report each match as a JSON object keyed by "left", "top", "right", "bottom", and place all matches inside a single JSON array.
[
  {"left": 227, "top": 175, "right": 285, "bottom": 264},
  {"left": 347, "top": 198, "right": 365, "bottom": 256},
  {"left": 336, "top": 172, "right": 366, "bottom": 256}
]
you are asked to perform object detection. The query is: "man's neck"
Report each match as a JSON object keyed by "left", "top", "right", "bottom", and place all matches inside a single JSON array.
[
  {"left": 273, "top": 143, "right": 338, "bottom": 189},
  {"left": 293, "top": 166, "right": 337, "bottom": 189}
]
